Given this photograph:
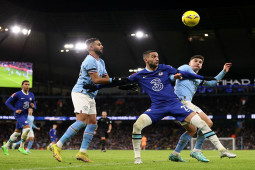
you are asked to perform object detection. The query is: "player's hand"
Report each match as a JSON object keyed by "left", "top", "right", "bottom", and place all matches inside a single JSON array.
[
  {"left": 94, "top": 131, "right": 97, "bottom": 135},
  {"left": 83, "top": 84, "right": 98, "bottom": 92},
  {"left": 30, "top": 103, "right": 35, "bottom": 108},
  {"left": 107, "top": 130, "right": 111, "bottom": 133},
  {"left": 112, "top": 77, "right": 130, "bottom": 85},
  {"left": 174, "top": 73, "right": 183, "bottom": 80},
  {"left": 118, "top": 83, "right": 138, "bottom": 91},
  {"left": 203, "top": 76, "right": 216, "bottom": 81},
  {"left": 223, "top": 63, "right": 232, "bottom": 72},
  {"left": 15, "top": 110, "right": 22, "bottom": 114},
  {"left": 37, "top": 128, "right": 40, "bottom": 131}
]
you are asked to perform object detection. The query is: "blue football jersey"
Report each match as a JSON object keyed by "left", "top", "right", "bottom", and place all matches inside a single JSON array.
[
  {"left": 5, "top": 90, "right": 36, "bottom": 117},
  {"left": 128, "top": 64, "right": 179, "bottom": 105},
  {"left": 49, "top": 128, "right": 57, "bottom": 139},
  {"left": 72, "top": 54, "right": 108, "bottom": 98}
]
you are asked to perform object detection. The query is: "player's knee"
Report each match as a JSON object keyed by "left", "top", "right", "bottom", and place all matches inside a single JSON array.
[
  {"left": 133, "top": 122, "right": 143, "bottom": 134},
  {"left": 187, "top": 128, "right": 197, "bottom": 137}
]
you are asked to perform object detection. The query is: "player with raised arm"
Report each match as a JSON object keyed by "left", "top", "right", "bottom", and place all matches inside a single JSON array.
[
  {"left": 169, "top": 55, "right": 232, "bottom": 162},
  {"left": 84, "top": 50, "right": 236, "bottom": 164},
  {"left": 50, "top": 38, "right": 128, "bottom": 162},
  {"left": 12, "top": 108, "right": 40, "bottom": 153},
  {"left": 2, "top": 80, "right": 36, "bottom": 155}
]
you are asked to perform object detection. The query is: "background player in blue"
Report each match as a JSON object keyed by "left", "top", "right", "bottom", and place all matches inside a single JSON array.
[
  {"left": 2, "top": 80, "right": 36, "bottom": 155},
  {"left": 50, "top": 38, "right": 125, "bottom": 162},
  {"left": 169, "top": 55, "right": 233, "bottom": 162},
  {"left": 83, "top": 50, "right": 236, "bottom": 164},
  {"left": 12, "top": 108, "right": 40, "bottom": 153},
  {"left": 48, "top": 124, "right": 58, "bottom": 150}
]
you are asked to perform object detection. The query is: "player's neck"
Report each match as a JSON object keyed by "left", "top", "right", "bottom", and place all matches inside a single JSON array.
[
  {"left": 22, "top": 89, "right": 29, "bottom": 95},
  {"left": 146, "top": 65, "right": 158, "bottom": 72},
  {"left": 89, "top": 52, "right": 100, "bottom": 60}
]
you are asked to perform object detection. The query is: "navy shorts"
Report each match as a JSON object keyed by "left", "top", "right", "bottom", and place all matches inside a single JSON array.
[
  {"left": 143, "top": 99, "right": 193, "bottom": 123},
  {"left": 15, "top": 114, "right": 29, "bottom": 129},
  {"left": 51, "top": 138, "right": 57, "bottom": 143}
]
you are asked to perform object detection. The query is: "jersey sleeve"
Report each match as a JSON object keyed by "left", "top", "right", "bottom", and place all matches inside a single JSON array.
[
  {"left": 108, "top": 118, "right": 112, "bottom": 124},
  {"left": 5, "top": 93, "right": 18, "bottom": 112},
  {"left": 84, "top": 58, "right": 97, "bottom": 73},
  {"left": 164, "top": 65, "right": 178, "bottom": 75},
  {"left": 31, "top": 93, "right": 37, "bottom": 109},
  {"left": 32, "top": 123, "right": 38, "bottom": 129},
  {"left": 178, "top": 65, "right": 193, "bottom": 72},
  {"left": 101, "top": 59, "right": 108, "bottom": 76},
  {"left": 128, "top": 73, "right": 139, "bottom": 82}
]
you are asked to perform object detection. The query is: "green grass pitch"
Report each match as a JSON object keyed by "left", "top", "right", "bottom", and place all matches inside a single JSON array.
[
  {"left": 0, "top": 67, "right": 32, "bottom": 88},
  {"left": 0, "top": 150, "right": 255, "bottom": 170}
]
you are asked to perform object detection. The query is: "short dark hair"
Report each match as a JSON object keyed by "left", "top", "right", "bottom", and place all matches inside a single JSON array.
[
  {"left": 85, "top": 38, "right": 99, "bottom": 50},
  {"left": 190, "top": 55, "right": 204, "bottom": 62},
  {"left": 22, "top": 80, "right": 29, "bottom": 85},
  {"left": 143, "top": 50, "right": 157, "bottom": 58}
]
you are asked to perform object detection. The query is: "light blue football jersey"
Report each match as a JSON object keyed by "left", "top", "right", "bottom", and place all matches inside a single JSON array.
[
  {"left": 172, "top": 64, "right": 226, "bottom": 101},
  {"left": 27, "top": 115, "right": 37, "bottom": 132},
  {"left": 72, "top": 54, "right": 108, "bottom": 98}
]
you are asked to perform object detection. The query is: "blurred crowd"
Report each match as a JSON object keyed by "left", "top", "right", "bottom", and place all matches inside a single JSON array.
[
  {"left": 0, "top": 95, "right": 254, "bottom": 117},
  {"left": 1, "top": 94, "right": 255, "bottom": 151},
  {"left": 0, "top": 119, "right": 254, "bottom": 151}
]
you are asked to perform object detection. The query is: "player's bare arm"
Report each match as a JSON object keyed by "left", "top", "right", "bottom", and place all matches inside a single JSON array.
[{"left": 89, "top": 72, "right": 110, "bottom": 84}]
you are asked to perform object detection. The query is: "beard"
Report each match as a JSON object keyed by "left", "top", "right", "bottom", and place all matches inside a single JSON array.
[
  {"left": 148, "top": 62, "right": 158, "bottom": 69},
  {"left": 95, "top": 49, "right": 103, "bottom": 56}
]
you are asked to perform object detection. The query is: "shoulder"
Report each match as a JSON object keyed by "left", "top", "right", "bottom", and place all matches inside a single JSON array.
[
  {"left": 99, "top": 58, "right": 105, "bottom": 64},
  {"left": 160, "top": 64, "right": 175, "bottom": 70},
  {"left": 84, "top": 55, "right": 96, "bottom": 63},
  {"left": 178, "top": 64, "right": 190, "bottom": 71}
]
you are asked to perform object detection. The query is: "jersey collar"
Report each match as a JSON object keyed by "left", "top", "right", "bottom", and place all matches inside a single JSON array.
[
  {"left": 21, "top": 90, "right": 29, "bottom": 95},
  {"left": 145, "top": 66, "right": 158, "bottom": 72},
  {"left": 89, "top": 53, "right": 99, "bottom": 61}
]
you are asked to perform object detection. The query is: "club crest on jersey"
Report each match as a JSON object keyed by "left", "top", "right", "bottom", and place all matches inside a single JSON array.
[
  {"left": 150, "top": 78, "right": 164, "bottom": 91},
  {"left": 158, "top": 71, "right": 163, "bottom": 76},
  {"left": 30, "top": 98, "right": 32, "bottom": 101}
]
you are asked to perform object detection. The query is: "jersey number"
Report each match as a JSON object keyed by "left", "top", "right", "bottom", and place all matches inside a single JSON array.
[{"left": 150, "top": 78, "right": 164, "bottom": 91}]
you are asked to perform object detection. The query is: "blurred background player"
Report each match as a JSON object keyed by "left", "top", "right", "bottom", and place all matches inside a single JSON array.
[
  {"left": 48, "top": 124, "right": 58, "bottom": 150},
  {"left": 95, "top": 111, "right": 112, "bottom": 152},
  {"left": 2, "top": 80, "right": 36, "bottom": 155},
  {"left": 169, "top": 55, "right": 232, "bottom": 162},
  {"left": 141, "top": 135, "right": 147, "bottom": 150},
  {"left": 12, "top": 108, "right": 40, "bottom": 153}
]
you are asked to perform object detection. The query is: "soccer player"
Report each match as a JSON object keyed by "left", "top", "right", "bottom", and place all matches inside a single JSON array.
[
  {"left": 50, "top": 38, "right": 126, "bottom": 162},
  {"left": 141, "top": 135, "right": 147, "bottom": 150},
  {"left": 12, "top": 108, "right": 40, "bottom": 153},
  {"left": 2, "top": 80, "right": 36, "bottom": 155},
  {"left": 169, "top": 55, "right": 232, "bottom": 162},
  {"left": 48, "top": 124, "right": 58, "bottom": 149},
  {"left": 95, "top": 111, "right": 112, "bottom": 152},
  {"left": 84, "top": 50, "right": 236, "bottom": 164}
]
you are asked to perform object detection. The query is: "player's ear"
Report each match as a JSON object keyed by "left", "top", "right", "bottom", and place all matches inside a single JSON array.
[{"left": 143, "top": 57, "right": 147, "bottom": 62}]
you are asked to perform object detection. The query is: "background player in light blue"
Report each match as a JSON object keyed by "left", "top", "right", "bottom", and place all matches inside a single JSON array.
[
  {"left": 50, "top": 38, "right": 126, "bottom": 162},
  {"left": 12, "top": 108, "right": 40, "bottom": 153},
  {"left": 84, "top": 50, "right": 236, "bottom": 164},
  {"left": 2, "top": 80, "right": 36, "bottom": 155},
  {"left": 169, "top": 55, "right": 232, "bottom": 162}
]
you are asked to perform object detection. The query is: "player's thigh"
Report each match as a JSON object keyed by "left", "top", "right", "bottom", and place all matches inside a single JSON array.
[
  {"left": 15, "top": 115, "right": 29, "bottom": 130},
  {"left": 198, "top": 112, "right": 213, "bottom": 127}
]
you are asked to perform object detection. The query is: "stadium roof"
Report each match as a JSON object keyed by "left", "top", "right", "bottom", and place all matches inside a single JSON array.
[{"left": 0, "top": 0, "right": 255, "bottom": 86}]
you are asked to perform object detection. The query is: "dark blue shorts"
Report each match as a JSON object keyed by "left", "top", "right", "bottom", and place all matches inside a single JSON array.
[
  {"left": 143, "top": 99, "right": 193, "bottom": 123},
  {"left": 15, "top": 114, "right": 29, "bottom": 129},
  {"left": 51, "top": 138, "right": 57, "bottom": 143}
]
